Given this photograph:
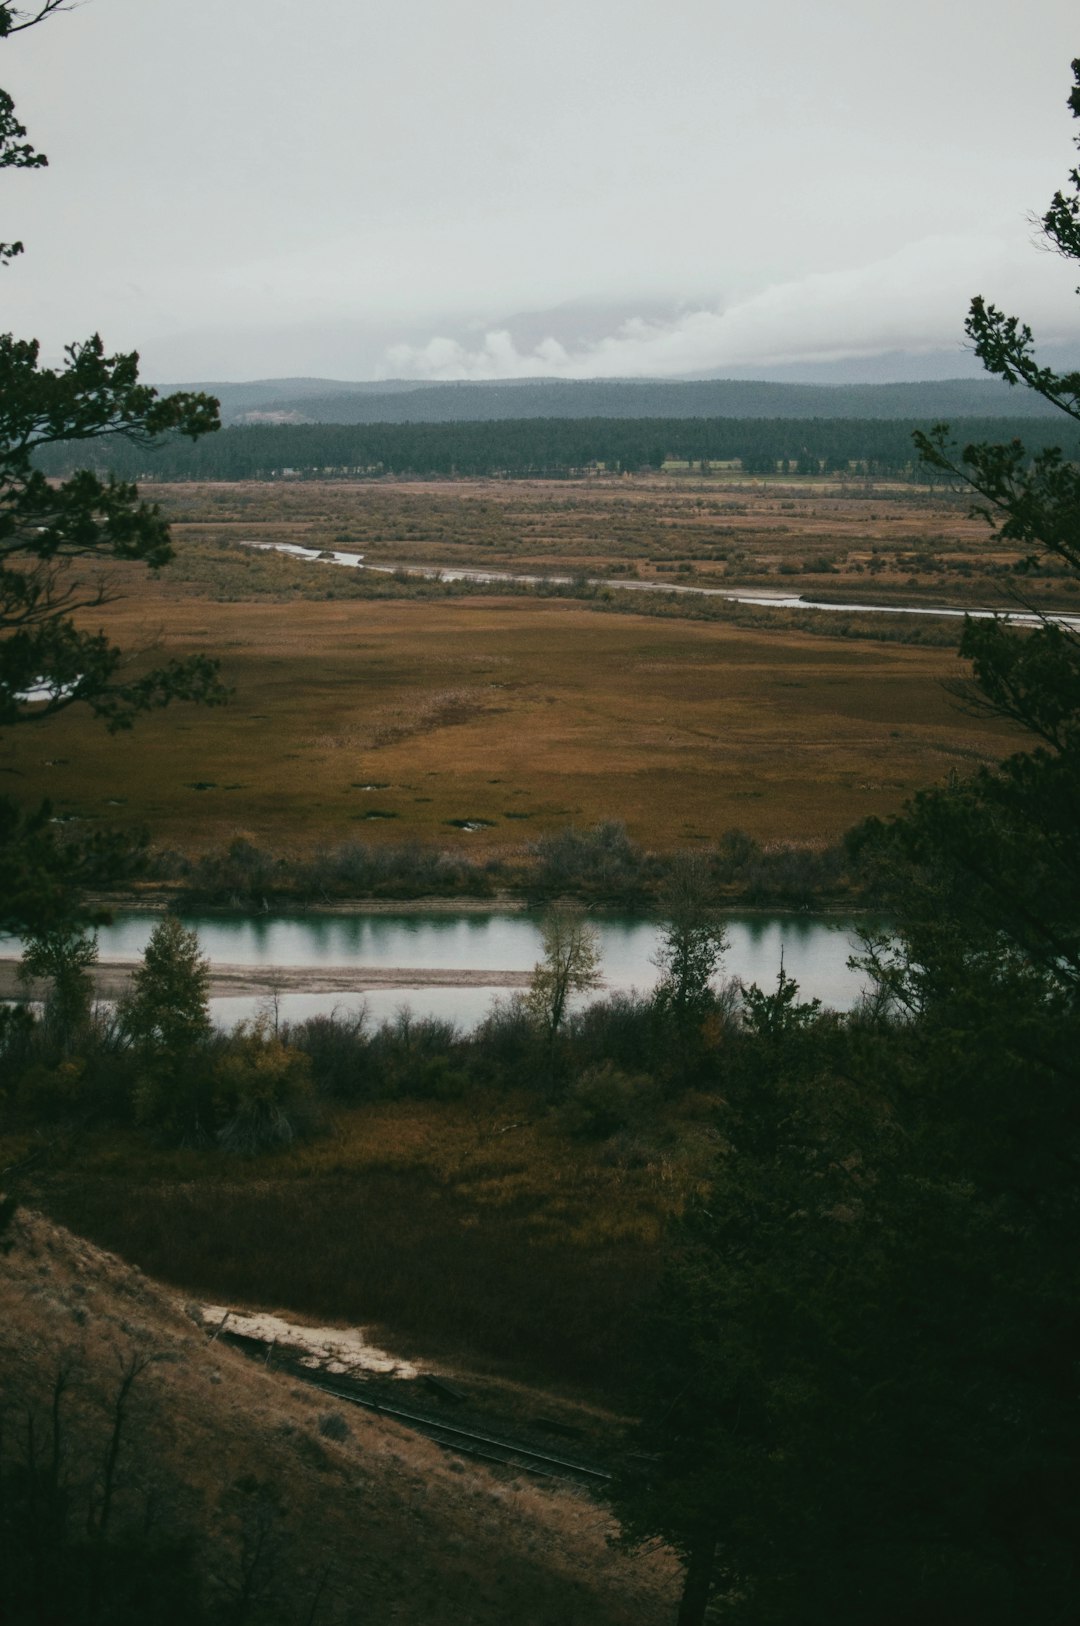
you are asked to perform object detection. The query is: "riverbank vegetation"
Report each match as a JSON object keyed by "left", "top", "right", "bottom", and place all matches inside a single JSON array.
[
  {"left": 143, "top": 821, "right": 854, "bottom": 910},
  {"left": 0, "top": 911, "right": 864, "bottom": 1394},
  {"left": 142, "top": 471, "right": 1080, "bottom": 612}
]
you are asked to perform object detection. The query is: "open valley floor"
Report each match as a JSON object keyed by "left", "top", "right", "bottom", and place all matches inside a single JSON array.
[{"left": 5, "top": 476, "right": 1032, "bottom": 860}]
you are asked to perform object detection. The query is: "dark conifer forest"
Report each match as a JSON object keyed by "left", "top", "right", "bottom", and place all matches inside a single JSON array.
[{"left": 33, "top": 412, "right": 1065, "bottom": 482}]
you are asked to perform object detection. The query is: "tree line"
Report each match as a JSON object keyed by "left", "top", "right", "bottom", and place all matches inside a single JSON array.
[{"left": 31, "top": 412, "right": 1065, "bottom": 482}]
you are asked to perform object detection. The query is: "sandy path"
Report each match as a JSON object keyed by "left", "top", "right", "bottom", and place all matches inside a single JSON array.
[{"left": 0, "top": 958, "right": 533, "bottom": 1002}]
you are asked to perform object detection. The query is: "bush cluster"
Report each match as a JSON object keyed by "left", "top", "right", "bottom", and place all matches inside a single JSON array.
[{"left": 146, "top": 823, "right": 863, "bottom": 911}]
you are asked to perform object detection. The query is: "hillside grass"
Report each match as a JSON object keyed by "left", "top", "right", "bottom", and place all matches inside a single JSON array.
[{"left": 1, "top": 1207, "right": 680, "bottom": 1624}]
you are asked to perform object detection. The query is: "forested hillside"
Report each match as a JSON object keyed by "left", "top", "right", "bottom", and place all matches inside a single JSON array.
[{"left": 162, "top": 374, "right": 1065, "bottom": 427}]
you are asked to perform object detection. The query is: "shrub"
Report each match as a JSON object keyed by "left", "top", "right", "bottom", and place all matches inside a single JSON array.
[
  {"left": 287, "top": 1008, "right": 370, "bottom": 1100},
  {"left": 12, "top": 1056, "right": 89, "bottom": 1120},
  {"left": 528, "top": 821, "right": 655, "bottom": 902},
  {"left": 0, "top": 1003, "right": 36, "bottom": 1081},
  {"left": 212, "top": 1022, "right": 315, "bottom": 1155},
  {"left": 469, "top": 993, "right": 542, "bottom": 1088},
  {"left": 562, "top": 991, "right": 657, "bottom": 1075},
  {"left": 364, "top": 1010, "right": 468, "bottom": 1099},
  {"left": 132, "top": 1056, "right": 216, "bottom": 1142},
  {"left": 555, "top": 1063, "right": 660, "bottom": 1140}
]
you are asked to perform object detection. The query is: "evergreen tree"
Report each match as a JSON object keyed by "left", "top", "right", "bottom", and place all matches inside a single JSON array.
[{"left": 122, "top": 917, "right": 213, "bottom": 1139}]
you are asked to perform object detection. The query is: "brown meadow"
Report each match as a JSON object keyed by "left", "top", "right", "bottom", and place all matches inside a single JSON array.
[
  {"left": 5, "top": 579, "right": 1023, "bottom": 856},
  {"left": 4, "top": 476, "right": 1042, "bottom": 862}
]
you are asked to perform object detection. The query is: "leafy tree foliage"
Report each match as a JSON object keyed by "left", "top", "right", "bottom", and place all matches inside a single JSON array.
[
  {"left": 862, "top": 60, "right": 1080, "bottom": 1017},
  {"left": 0, "top": 336, "right": 223, "bottom": 729},
  {"left": 651, "top": 857, "right": 728, "bottom": 1027},
  {"left": 122, "top": 917, "right": 210, "bottom": 1058},
  {"left": 650, "top": 855, "right": 729, "bottom": 1089},
  {"left": 0, "top": 4, "right": 72, "bottom": 39},
  {"left": 526, "top": 905, "right": 602, "bottom": 1043},
  {"left": 17, "top": 922, "right": 97, "bottom": 1047},
  {"left": 614, "top": 1000, "right": 1079, "bottom": 1626},
  {"left": 0, "top": 798, "right": 154, "bottom": 936},
  {"left": 739, "top": 957, "right": 821, "bottom": 1041},
  {"left": 122, "top": 917, "right": 213, "bottom": 1139},
  {"left": 0, "top": 5, "right": 225, "bottom": 934}
]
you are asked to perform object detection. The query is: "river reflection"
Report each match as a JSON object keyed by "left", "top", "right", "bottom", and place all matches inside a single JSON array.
[{"left": 12, "top": 908, "right": 882, "bottom": 1030}]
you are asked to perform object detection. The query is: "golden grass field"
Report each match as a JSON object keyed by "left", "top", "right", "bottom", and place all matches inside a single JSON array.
[{"left": 4, "top": 477, "right": 1033, "bottom": 857}]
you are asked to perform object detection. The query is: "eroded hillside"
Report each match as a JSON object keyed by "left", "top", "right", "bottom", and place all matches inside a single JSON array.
[{"left": 0, "top": 1205, "right": 677, "bottom": 1624}]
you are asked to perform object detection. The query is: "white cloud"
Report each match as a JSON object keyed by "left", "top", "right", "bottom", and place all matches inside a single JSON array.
[{"left": 380, "top": 235, "right": 1080, "bottom": 382}]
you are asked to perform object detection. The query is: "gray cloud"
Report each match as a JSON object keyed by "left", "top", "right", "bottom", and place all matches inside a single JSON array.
[
  {"left": 2, "top": 0, "right": 1077, "bottom": 381},
  {"left": 381, "top": 235, "right": 1080, "bottom": 381}
]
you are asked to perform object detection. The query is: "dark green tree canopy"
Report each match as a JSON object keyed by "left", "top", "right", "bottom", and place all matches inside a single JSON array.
[
  {"left": 858, "top": 55, "right": 1080, "bottom": 1016},
  {"left": 0, "top": 4, "right": 57, "bottom": 261},
  {"left": 0, "top": 334, "right": 224, "bottom": 733}
]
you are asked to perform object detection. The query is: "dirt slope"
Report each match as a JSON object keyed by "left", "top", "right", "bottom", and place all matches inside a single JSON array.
[{"left": 0, "top": 1205, "right": 677, "bottom": 1623}]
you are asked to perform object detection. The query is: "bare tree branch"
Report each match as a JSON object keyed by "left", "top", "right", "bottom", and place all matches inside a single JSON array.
[{"left": 0, "top": 3, "right": 77, "bottom": 38}]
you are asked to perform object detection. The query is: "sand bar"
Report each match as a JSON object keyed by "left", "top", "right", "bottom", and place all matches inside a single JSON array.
[{"left": 0, "top": 958, "right": 533, "bottom": 1002}]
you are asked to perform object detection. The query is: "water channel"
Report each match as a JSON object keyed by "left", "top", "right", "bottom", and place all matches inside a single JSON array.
[
  {"left": 246, "top": 541, "right": 1080, "bottom": 631},
  {"left": 8, "top": 909, "right": 882, "bottom": 1030}
]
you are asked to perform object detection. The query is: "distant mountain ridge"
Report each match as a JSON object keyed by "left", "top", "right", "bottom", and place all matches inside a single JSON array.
[{"left": 157, "top": 374, "right": 1063, "bottom": 426}]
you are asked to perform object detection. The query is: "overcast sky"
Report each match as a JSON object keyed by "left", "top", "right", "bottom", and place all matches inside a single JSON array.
[{"left": 1, "top": 0, "right": 1078, "bottom": 382}]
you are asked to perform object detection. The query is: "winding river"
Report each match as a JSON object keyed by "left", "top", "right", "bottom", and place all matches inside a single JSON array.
[{"left": 246, "top": 540, "right": 1080, "bottom": 631}]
